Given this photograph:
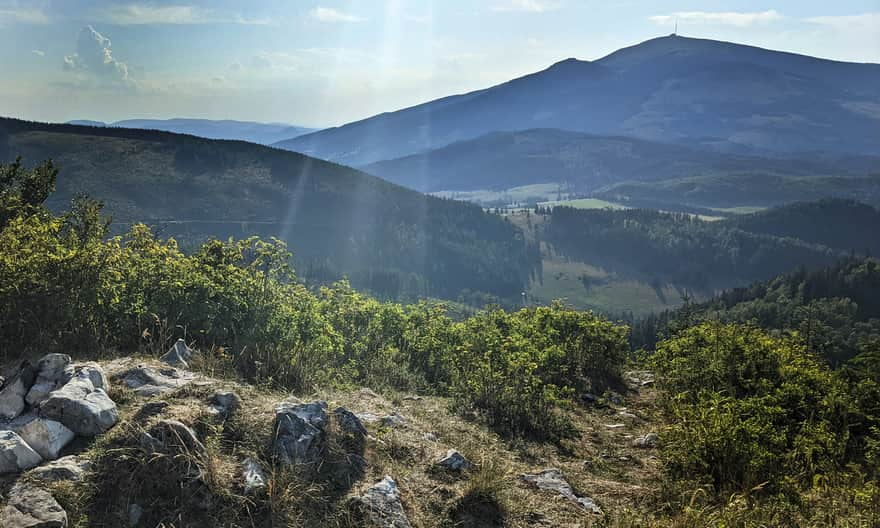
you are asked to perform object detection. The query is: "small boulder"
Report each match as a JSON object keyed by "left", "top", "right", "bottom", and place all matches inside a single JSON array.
[
  {"left": 335, "top": 407, "right": 367, "bottom": 437},
  {"left": 632, "top": 432, "right": 659, "bottom": 449},
  {"left": 521, "top": 468, "right": 602, "bottom": 515},
  {"left": 1, "top": 483, "right": 68, "bottom": 528},
  {"left": 0, "top": 363, "right": 36, "bottom": 420},
  {"left": 210, "top": 390, "right": 241, "bottom": 415},
  {"left": 351, "top": 476, "right": 412, "bottom": 528},
  {"left": 12, "top": 414, "right": 75, "bottom": 460},
  {"left": 241, "top": 457, "right": 268, "bottom": 494},
  {"left": 0, "top": 430, "right": 43, "bottom": 474},
  {"left": 381, "top": 413, "right": 405, "bottom": 428},
  {"left": 160, "top": 339, "right": 193, "bottom": 368},
  {"left": 25, "top": 355, "right": 74, "bottom": 407},
  {"left": 40, "top": 377, "right": 118, "bottom": 436},
  {"left": 273, "top": 401, "right": 328, "bottom": 467},
  {"left": 74, "top": 362, "right": 109, "bottom": 391},
  {"left": 29, "top": 455, "right": 91, "bottom": 483},
  {"left": 436, "top": 449, "right": 472, "bottom": 472},
  {"left": 356, "top": 412, "right": 381, "bottom": 424},
  {"left": 120, "top": 365, "right": 194, "bottom": 396}
]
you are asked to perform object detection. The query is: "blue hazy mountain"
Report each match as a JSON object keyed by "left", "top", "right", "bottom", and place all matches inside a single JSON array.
[
  {"left": 275, "top": 35, "right": 880, "bottom": 165},
  {"left": 361, "top": 128, "right": 878, "bottom": 193},
  {"left": 65, "top": 118, "right": 316, "bottom": 145}
]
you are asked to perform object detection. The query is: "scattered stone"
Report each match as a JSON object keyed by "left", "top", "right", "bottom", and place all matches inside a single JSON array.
[
  {"left": 160, "top": 339, "right": 193, "bottom": 368},
  {"left": 29, "top": 455, "right": 91, "bottom": 483},
  {"left": 436, "top": 449, "right": 472, "bottom": 472},
  {"left": 603, "top": 423, "right": 625, "bottom": 430},
  {"left": 352, "top": 476, "right": 412, "bottom": 528},
  {"left": 618, "top": 411, "right": 639, "bottom": 420},
  {"left": 128, "top": 503, "right": 143, "bottom": 527},
  {"left": 40, "top": 377, "right": 118, "bottom": 436},
  {"left": 356, "top": 412, "right": 382, "bottom": 424},
  {"left": 381, "top": 413, "right": 405, "bottom": 428},
  {"left": 335, "top": 407, "right": 367, "bottom": 437},
  {"left": 640, "top": 379, "right": 655, "bottom": 387},
  {"left": 423, "top": 432, "right": 438, "bottom": 442},
  {"left": 402, "top": 395, "right": 422, "bottom": 401},
  {"left": 632, "top": 432, "right": 659, "bottom": 449},
  {"left": 73, "top": 362, "right": 109, "bottom": 391},
  {"left": 241, "top": 457, "right": 267, "bottom": 494},
  {"left": 0, "top": 430, "right": 43, "bottom": 473},
  {"left": 580, "top": 393, "right": 597, "bottom": 404},
  {"left": 12, "top": 414, "right": 74, "bottom": 460},
  {"left": 134, "top": 401, "right": 169, "bottom": 421},
  {"left": 1, "top": 483, "right": 68, "bottom": 528},
  {"left": 0, "top": 362, "right": 36, "bottom": 420},
  {"left": 521, "top": 469, "right": 602, "bottom": 515},
  {"left": 209, "top": 390, "right": 241, "bottom": 416},
  {"left": 146, "top": 420, "right": 206, "bottom": 456},
  {"left": 119, "top": 365, "right": 194, "bottom": 396},
  {"left": 273, "top": 400, "right": 328, "bottom": 466}
]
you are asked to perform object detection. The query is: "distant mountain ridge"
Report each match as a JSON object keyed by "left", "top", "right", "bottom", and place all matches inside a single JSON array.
[
  {"left": 275, "top": 35, "right": 880, "bottom": 165},
  {"left": 361, "top": 128, "right": 877, "bottom": 193},
  {"left": 65, "top": 118, "right": 316, "bottom": 145}
]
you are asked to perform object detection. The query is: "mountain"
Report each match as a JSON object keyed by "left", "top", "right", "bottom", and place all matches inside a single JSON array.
[
  {"left": 275, "top": 35, "right": 880, "bottom": 166},
  {"left": 0, "top": 117, "right": 538, "bottom": 303},
  {"left": 360, "top": 128, "right": 876, "bottom": 193},
  {"left": 595, "top": 172, "right": 880, "bottom": 210},
  {"left": 65, "top": 118, "right": 316, "bottom": 145}
]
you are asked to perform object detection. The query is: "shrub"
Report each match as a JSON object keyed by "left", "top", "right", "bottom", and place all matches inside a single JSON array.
[{"left": 653, "top": 322, "right": 854, "bottom": 495}]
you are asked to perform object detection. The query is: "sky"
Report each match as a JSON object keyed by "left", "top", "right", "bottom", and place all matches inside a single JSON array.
[{"left": 1, "top": 1, "right": 878, "bottom": 127}]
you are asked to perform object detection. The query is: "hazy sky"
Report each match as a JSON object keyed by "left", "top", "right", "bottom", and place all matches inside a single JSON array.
[{"left": 1, "top": 1, "right": 878, "bottom": 127}]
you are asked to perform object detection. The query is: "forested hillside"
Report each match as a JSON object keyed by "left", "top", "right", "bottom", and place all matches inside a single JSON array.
[
  {"left": 722, "top": 199, "right": 880, "bottom": 255},
  {"left": 362, "top": 128, "right": 875, "bottom": 194},
  {"left": 632, "top": 257, "right": 880, "bottom": 365},
  {"left": 541, "top": 206, "right": 841, "bottom": 292},
  {"left": 595, "top": 172, "right": 880, "bottom": 210},
  {"left": 0, "top": 119, "right": 540, "bottom": 304}
]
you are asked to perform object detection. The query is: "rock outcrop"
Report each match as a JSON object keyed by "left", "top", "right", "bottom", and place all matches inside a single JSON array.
[
  {"left": 273, "top": 400, "right": 328, "bottom": 467},
  {"left": 436, "top": 449, "right": 472, "bottom": 472},
  {"left": 521, "top": 468, "right": 602, "bottom": 514},
  {"left": 160, "top": 339, "right": 193, "bottom": 368},
  {"left": 40, "top": 376, "right": 118, "bottom": 436},
  {"left": 1, "top": 483, "right": 68, "bottom": 528},
  {"left": 352, "top": 476, "right": 412, "bottom": 528},
  {"left": 0, "top": 430, "right": 43, "bottom": 474},
  {"left": 120, "top": 365, "right": 194, "bottom": 396},
  {"left": 0, "top": 363, "right": 36, "bottom": 420}
]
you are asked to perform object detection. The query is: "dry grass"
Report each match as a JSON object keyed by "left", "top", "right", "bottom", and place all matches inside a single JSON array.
[{"left": 6, "top": 358, "right": 669, "bottom": 527}]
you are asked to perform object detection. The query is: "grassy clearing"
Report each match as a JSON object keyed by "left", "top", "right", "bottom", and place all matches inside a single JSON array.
[{"left": 537, "top": 198, "right": 628, "bottom": 210}]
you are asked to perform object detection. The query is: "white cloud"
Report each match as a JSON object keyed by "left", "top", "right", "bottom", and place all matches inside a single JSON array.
[
  {"left": 63, "top": 26, "right": 133, "bottom": 85},
  {"left": 31, "top": 49, "right": 45, "bottom": 57},
  {"left": 649, "top": 10, "right": 783, "bottom": 28},
  {"left": 0, "top": 7, "right": 49, "bottom": 24},
  {"left": 98, "top": 4, "right": 271, "bottom": 25},
  {"left": 308, "top": 7, "right": 363, "bottom": 23},
  {"left": 491, "top": 0, "right": 560, "bottom": 13}
]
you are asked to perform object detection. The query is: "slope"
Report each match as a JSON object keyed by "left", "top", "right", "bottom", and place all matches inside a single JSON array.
[
  {"left": 276, "top": 35, "right": 880, "bottom": 165},
  {"left": 360, "top": 128, "right": 875, "bottom": 193},
  {"left": 0, "top": 118, "right": 539, "bottom": 303},
  {"left": 65, "top": 118, "right": 316, "bottom": 145}
]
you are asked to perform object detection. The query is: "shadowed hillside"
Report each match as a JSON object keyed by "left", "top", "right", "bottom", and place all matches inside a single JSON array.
[{"left": 0, "top": 118, "right": 539, "bottom": 303}]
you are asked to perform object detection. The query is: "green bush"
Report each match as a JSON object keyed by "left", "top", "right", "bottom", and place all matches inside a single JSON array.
[{"left": 653, "top": 322, "right": 854, "bottom": 495}]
